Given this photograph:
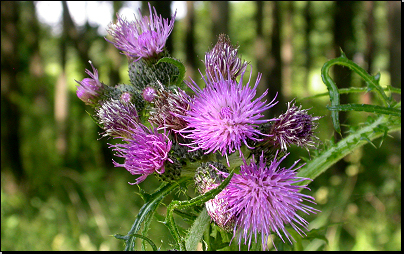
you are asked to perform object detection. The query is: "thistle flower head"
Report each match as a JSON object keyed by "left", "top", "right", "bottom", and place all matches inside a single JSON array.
[
  {"left": 95, "top": 99, "right": 139, "bottom": 139},
  {"left": 110, "top": 124, "right": 173, "bottom": 185},
  {"left": 75, "top": 61, "right": 104, "bottom": 105},
  {"left": 106, "top": 3, "right": 176, "bottom": 61},
  {"left": 179, "top": 67, "right": 277, "bottom": 164},
  {"left": 267, "top": 100, "right": 322, "bottom": 151},
  {"left": 204, "top": 34, "right": 248, "bottom": 82},
  {"left": 214, "top": 152, "right": 318, "bottom": 250}
]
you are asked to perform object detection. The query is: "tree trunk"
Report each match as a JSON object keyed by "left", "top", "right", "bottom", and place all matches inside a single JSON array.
[
  {"left": 388, "top": 1, "right": 401, "bottom": 102},
  {"left": 210, "top": 1, "right": 229, "bottom": 39},
  {"left": 1, "top": 1, "right": 23, "bottom": 181},
  {"left": 267, "top": 1, "right": 284, "bottom": 117},
  {"left": 184, "top": 1, "right": 197, "bottom": 80},
  {"left": 332, "top": 1, "right": 357, "bottom": 173},
  {"left": 303, "top": 1, "right": 313, "bottom": 95}
]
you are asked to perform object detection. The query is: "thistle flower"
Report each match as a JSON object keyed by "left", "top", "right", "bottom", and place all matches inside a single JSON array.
[
  {"left": 75, "top": 61, "right": 104, "bottom": 106},
  {"left": 95, "top": 99, "right": 139, "bottom": 139},
  {"left": 210, "top": 152, "right": 318, "bottom": 250},
  {"left": 149, "top": 88, "right": 191, "bottom": 133},
  {"left": 179, "top": 67, "right": 277, "bottom": 165},
  {"left": 266, "top": 100, "right": 322, "bottom": 151},
  {"left": 204, "top": 34, "right": 248, "bottom": 82},
  {"left": 110, "top": 124, "right": 173, "bottom": 185},
  {"left": 106, "top": 3, "right": 176, "bottom": 61}
]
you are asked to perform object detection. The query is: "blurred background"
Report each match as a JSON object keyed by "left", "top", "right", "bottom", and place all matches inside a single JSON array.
[{"left": 1, "top": 1, "right": 401, "bottom": 251}]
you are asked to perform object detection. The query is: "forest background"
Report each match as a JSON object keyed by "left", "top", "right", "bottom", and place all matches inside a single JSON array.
[{"left": 1, "top": 1, "right": 401, "bottom": 251}]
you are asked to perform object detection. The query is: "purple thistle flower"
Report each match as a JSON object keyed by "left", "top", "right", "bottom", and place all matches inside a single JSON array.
[
  {"left": 208, "top": 152, "right": 318, "bottom": 250},
  {"left": 110, "top": 124, "right": 173, "bottom": 185},
  {"left": 204, "top": 34, "right": 248, "bottom": 82},
  {"left": 179, "top": 67, "right": 277, "bottom": 165},
  {"left": 267, "top": 100, "right": 322, "bottom": 151},
  {"left": 106, "top": 3, "right": 176, "bottom": 61},
  {"left": 75, "top": 61, "right": 104, "bottom": 105},
  {"left": 96, "top": 99, "right": 139, "bottom": 139}
]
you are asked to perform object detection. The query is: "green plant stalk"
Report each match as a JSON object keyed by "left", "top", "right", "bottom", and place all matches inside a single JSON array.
[
  {"left": 321, "top": 52, "right": 392, "bottom": 134},
  {"left": 116, "top": 177, "right": 192, "bottom": 251},
  {"left": 165, "top": 171, "right": 235, "bottom": 250},
  {"left": 297, "top": 114, "right": 400, "bottom": 184},
  {"left": 327, "top": 103, "right": 401, "bottom": 117}
]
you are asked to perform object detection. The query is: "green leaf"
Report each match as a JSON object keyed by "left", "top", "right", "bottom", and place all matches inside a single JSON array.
[
  {"left": 184, "top": 207, "right": 211, "bottom": 251},
  {"left": 156, "top": 57, "right": 186, "bottom": 87}
]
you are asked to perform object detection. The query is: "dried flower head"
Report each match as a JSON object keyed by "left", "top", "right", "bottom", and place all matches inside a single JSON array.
[
  {"left": 75, "top": 61, "right": 104, "bottom": 105},
  {"left": 149, "top": 88, "right": 191, "bottom": 133},
  {"left": 179, "top": 67, "right": 277, "bottom": 165},
  {"left": 267, "top": 100, "right": 322, "bottom": 151},
  {"left": 95, "top": 99, "right": 139, "bottom": 139},
  {"left": 110, "top": 124, "right": 173, "bottom": 185},
  {"left": 106, "top": 3, "right": 176, "bottom": 61},
  {"left": 210, "top": 152, "right": 318, "bottom": 250},
  {"left": 204, "top": 34, "right": 248, "bottom": 82}
]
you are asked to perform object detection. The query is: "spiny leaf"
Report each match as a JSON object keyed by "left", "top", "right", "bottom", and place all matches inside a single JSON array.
[{"left": 156, "top": 57, "right": 186, "bottom": 87}]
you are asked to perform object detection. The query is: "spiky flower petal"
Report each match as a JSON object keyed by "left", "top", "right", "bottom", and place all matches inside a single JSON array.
[
  {"left": 110, "top": 124, "right": 173, "bottom": 185},
  {"left": 267, "top": 100, "right": 322, "bottom": 151},
  {"left": 204, "top": 34, "right": 248, "bottom": 82},
  {"left": 209, "top": 152, "right": 318, "bottom": 250},
  {"left": 179, "top": 67, "right": 277, "bottom": 164},
  {"left": 106, "top": 3, "right": 176, "bottom": 61}
]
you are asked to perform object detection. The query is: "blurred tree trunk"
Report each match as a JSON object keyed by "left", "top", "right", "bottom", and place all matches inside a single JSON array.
[
  {"left": 358, "top": 1, "right": 375, "bottom": 106},
  {"left": 281, "top": 1, "right": 294, "bottom": 101},
  {"left": 333, "top": 1, "right": 356, "bottom": 132},
  {"left": 303, "top": 1, "right": 313, "bottom": 95},
  {"left": 267, "top": 1, "right": 284, "bottom": 117},
  {"left": 211, "top": 1, "right": 229, "bottom": 39},
  {"left": 388, "top": 1, "right": 401, "bottom": 102},
  {"left": 333, "top": 2, "right": 357, "bottom": 173},
  {"left": 1, "top": 1, "right": 23, "bottom": 181},
  {"left": 145, "top": 1, "right": 174, "bottom": 54},
  {"left": 364, "top": 1, "right": 375, "bottom": 74},
  {"left": 255, "top": 1, "right": 271, "bottom": 119},
  {"left": 184, "top": 1, "right": 197, "bottom": 80},
  {"left": 54, "top": 1, "right": 71, "bottom": 158}
]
